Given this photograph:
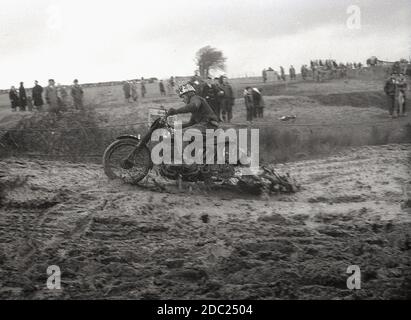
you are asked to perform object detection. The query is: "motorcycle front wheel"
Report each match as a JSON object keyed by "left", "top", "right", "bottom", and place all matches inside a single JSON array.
[{"left": 103, "top": 138, "right": 152, "bottom": 184}]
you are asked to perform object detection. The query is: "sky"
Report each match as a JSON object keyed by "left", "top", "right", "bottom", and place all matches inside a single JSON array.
[{"left": 0, "top": 0, "right": 410, "bottom": 88}]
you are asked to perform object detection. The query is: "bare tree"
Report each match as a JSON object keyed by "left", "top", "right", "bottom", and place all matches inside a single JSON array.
[{"left": 195, "top": 46, "right": 226, "bottom": 78}]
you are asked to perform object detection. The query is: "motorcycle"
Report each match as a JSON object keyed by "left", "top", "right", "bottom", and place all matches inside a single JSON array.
[{"left": 102, "top": 113, "right": 298, "bottom": 194}]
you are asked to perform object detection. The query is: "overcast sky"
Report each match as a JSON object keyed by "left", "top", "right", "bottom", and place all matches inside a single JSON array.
[{"left": 0, "top": 0, "right": 410, "bottom": 88}]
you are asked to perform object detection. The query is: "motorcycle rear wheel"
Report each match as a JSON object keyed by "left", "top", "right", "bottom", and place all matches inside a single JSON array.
[{"left": 103, "top": 138, "right": 151, "bottom": 184}]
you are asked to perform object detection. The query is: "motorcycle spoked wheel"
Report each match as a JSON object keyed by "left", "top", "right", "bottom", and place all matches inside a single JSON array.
[{"left": 103, "top": 138, "right": 152, "bottom": 184}]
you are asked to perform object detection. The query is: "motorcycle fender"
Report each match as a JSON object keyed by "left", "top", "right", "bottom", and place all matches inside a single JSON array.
[{"left": 116, "top": 134, "right": 141, "bottom": 141}]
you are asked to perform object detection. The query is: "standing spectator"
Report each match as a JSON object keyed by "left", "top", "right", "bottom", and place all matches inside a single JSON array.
[
  {"left": 9, "top": 86, "right": 19, "bottom": 112},
  {"left": 244, "top": 87, "right": 254, "bottom": 122},
  {"left": 169, "top": 76, "right": 175, "bottom": 89},
  {"left": 19, "top": 82, "right": 27, "bottom": 111},
  {"left": 289, "top": 65, "right": 296, "bottom": 80},
  {"left": 219, "top": 76, "right": 234, "bottom": 123},
  {"left": 397, "top": 73, "right": 408, "bottom": 116},
  {"left": 45, "top": 79, "right": 60, "bottom": 114},
  {"left": 140, "top": 78, "right": 146, "bottom": 98},
  {"left": 262, "top": 69, "right": 267, "bottom": 83},
  {"left": 123, "top": 81, "right": 131, "bottom": 102},
  {"left": 200, "top": 76, "right": 219, "bottom": 118},
  {"left": 167, "top": 76, "right": 175, "bottom": 95},
  {"left": 214, "top": 77, "right": 223, "bottom": 121},
  {"left": 189, "top": 73, "right": 203, "bottom": 94},
  {"left": 58, "top": 84, "right": 68, "bottom": 109},
  {"left": 392, "top": 61, "right": 402, "bottom": 74},
  {"left": 71, "top": 79, "right": 84, "bottom": 110},
  {"left": 301, "top": 65, "right": 308, "bottom": 80},
  {"left": 32, "top": 80, "right": 44, "bottom": 111},
  {"left": 252, "top": 88, "right": 265, "bottom": 118},
  {"left": 159, "top": 80, "right": 166, "bottom": 96},
  {"left": 280, "top": 66, "right": 286, "bottom": 81},
  {"left": 131, "top": 80, "right": 139, "bottom": 102},
  {"left": 384, "top": 73, "right": 398, "bottom": 118}
]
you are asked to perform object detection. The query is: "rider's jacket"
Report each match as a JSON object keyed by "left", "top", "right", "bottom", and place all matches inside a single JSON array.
[{"left": 172, "top": 95, "right": 219, "bottom": 128}]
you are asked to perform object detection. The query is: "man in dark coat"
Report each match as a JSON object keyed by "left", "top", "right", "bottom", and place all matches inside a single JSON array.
[
  {"left": 252, "top": 88, "right": 264, "bottom": 118},
  {"left": 384, "top": 73, "right": 398, "bottom": 117},
  {"left": 219, "top": 76, "right": 235, "bottom": 123},
  {"left": 159, "top": 80, "right": 166, "bottom": 96},
  {"left": 200, "top": 76, "right": 219, "bottom": 119},
  {"left": 262, "top": 69, "right": 267, "bottom": 83},
  {"left": 45, "top": 79, "right": 60, "bottom": 114},
  {"left": 280, "top": 66, "right": 286, "bottom": 81},
  {"left": 9, "top": 86, "right": 19, "bottom": 112},
  {"left": 140, "top": 78, "right": 146, "bottom": 98},
  {"left": 71, "top": 79, "right": 84, "bottom": 110},
  {"left": 19, "top": 82, "right": 27, "bottom": 111},
  {"left": 123, "top": 81, "right": 131, "bottom": 102},
  {"left": 32, "top": 80, "right": 44, "bottom": 111},
  {"left": 397, "top": 73, "right": 408, "bottom": 116},
  {"left": 289, "top": 65, "right": 296, "bottom": 80},
  {"left": 213, "top": 77, "right": 224, "bottom": 121},
  {"left": 244, "top": 87, "right": 254, "bottom": 122}
]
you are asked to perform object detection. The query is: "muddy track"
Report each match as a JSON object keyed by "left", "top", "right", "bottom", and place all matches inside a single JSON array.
[{"left": 0, "top": 144, "right": 410, "bottom": 299}]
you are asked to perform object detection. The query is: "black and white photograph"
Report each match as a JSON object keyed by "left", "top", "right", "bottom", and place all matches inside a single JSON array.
[{"left": 0, "top": 0, "right": 410, "bottom": 307}]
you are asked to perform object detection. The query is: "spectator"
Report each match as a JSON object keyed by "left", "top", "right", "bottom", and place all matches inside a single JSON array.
[
  {"left": 169, "top": 76, "right": 175, "bottom": 88},
  {"left": 71, "top": 79, "right": 84, "bottom": 110},
  {"left": 301, "top": 65, "right": 308, "bottom": 80},
  {"left": 244, "top": 87, "right": 254, "bottom": 122},
  {"left": 252, "top": 88, "right": 265, "bottom": 118},
  {"left": 219, "top": 76, "right": 235, "bottom": 123},
  {"left": 289, "top": 65, "right": 296, "bottom": 80},
  {"left": 32, "top": 80, "right": 44, "bottom": 111},
  {"left": 58, "top": 84, "right": 68, "bottom": 109},
  {"left": 262, "top": 69, "right": 267, "bottom": 83},
  {"left": 159, "top": 80, "right": 166, "bottom": 96},
  {"left": 384, "top": 73, "right": 398, "bottom": 118},
  {"left": 189, "top": 73, "right": 204, "bottom": 94},
  {"left": 214, "top": 77, "right": 224, "bottom": 121},
  {"left": 45, "top": 79, "right": 60, "bottom": 114},
  {"left": 200, "top": 76, "right": 219, "bottom": 119},
  {"left": 19, "top": 82, "right": 27, "bottom": 111},
  {"left": 392, "top": 61, "right": 402, "bottom": 74},
  {"left": 131, "top": 80, "right": 139, "bottom": 102},
  {"left": 398, "top": 73, "right": 408, "bottom": 116},
  {"left": 9, "top": 86, "right": 19, "bottom": 112},
  {"left": 280, "top": 66, "right": 286, "bottom": 81},
  {"left": 123, "top": 81, "right": 131, "bottom": 102},
  {"left": 140, "top": 78, "right": 146, "bottom": 98},
  {"left": 167, "top": 76, "right": 175, "bottom": 95}
]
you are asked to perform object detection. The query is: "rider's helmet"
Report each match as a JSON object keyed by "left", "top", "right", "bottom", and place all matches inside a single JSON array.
[{"left": 177, "top": 83, "right": 196, "bottom": 97}]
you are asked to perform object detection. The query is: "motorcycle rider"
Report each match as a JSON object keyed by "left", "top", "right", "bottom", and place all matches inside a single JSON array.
[
  {"left": 167, "top": 83, "right": 219, "bottom": 133},
  {"left": 167, "top": 83, "right": 221, "bottom": 166},
  {"left": 167, "top": 83, "right": 252, "bottom": 169}
]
